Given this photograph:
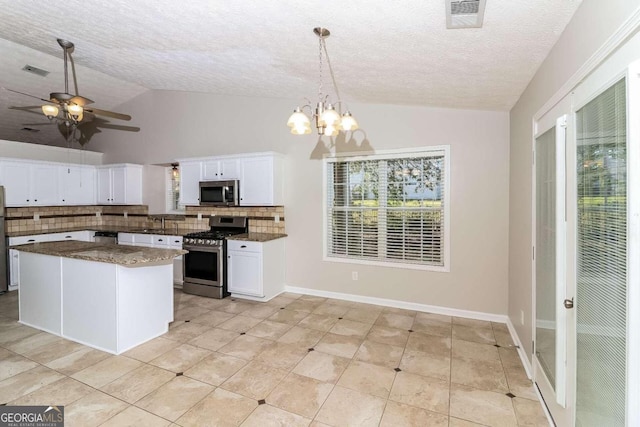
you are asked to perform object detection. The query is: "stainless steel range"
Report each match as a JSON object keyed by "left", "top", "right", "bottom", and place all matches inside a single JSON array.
[{"left": 182, "top": 216, "right": 248, "bottom": 298}]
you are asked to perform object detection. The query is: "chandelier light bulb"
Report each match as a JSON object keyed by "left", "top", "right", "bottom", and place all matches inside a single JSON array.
[
  {"left": 340, "top": 111, "right": 359, "bottom": 131},
  {"left": 324, "top": 123, "right": 339, "bottom": 137},
  {"left": 320, "top": 104, "right": 341, "bottom": 127},
  {"left": 287, "top": 108, "right": 312, "bottom": 135}
]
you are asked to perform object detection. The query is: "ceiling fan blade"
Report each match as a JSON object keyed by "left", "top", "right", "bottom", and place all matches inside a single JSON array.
[
  {"left": 2, "top": 87, "right": 51, "bottom": 103},
  {"left": 83, "top": 107, "right": 131, "bottom": 121},
  {"left": 96, "top": 124, "right": 140, "bottom": 132},
  {"left": 70, "top": 95, "right": 94, "bottom": 106},
  {"left": 9, "top": 106, "right": 47, "bottom": 117}
]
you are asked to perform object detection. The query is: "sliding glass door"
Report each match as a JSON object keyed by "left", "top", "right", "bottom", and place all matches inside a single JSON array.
[{"left": 574, "top": 78, "right": 627, "bottom": 427}]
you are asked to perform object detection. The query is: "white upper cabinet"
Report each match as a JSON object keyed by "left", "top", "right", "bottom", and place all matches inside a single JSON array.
[
  {"left": 59, "top": 165, "right": 96, "bottom": 205},
  {"left": 240, "top": 154, "right": 283, "bottom": 206},
  {"left": 0, "top": 160, "right": 59, "bottom": 206},
  {"left": 96, "top": 164, "right": 143, "bottom": 205},
  {"left": 30, "top": 164, "right": 59, "bottom": 206},
  {"left": 0, "top": 160, "right": 31, "bottom": 206},
  {"left": 179, "top": 161, "right": 202, "bottom": 206},
  {"left": 177, "top": 152, "right": 284, "bottom": 207},
  {"left": 202, "top": 159, "right": 240, "bottom": 180}
]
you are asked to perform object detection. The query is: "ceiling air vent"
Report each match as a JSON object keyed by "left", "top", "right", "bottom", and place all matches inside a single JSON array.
[
  {"left": 22, "top": 64, "right": 49, "bottom": 77},
  {"left": 446, "top": 0, "right": 486, "bottom": 29}
]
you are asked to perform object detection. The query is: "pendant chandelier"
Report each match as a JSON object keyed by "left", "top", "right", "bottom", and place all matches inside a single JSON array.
[{"left": 287, "top": 28, "right": 358, "bottom": 136}]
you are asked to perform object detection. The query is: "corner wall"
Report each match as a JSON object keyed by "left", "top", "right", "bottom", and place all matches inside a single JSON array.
[
  {"left": 91, "top": 90, "right": 510, "bottom": 315},
  {"left": 508, "top": 0, "right": 640, "bottom": 362}
]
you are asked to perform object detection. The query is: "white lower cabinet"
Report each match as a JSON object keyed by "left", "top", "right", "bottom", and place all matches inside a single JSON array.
[
  {"left": 8, "top": 230, "right": 95, "bottom": 290},
  {"left": 118, "top": 233, "right": 183, "bottom": 285},
  {"left": 227, "top": 238, "right": 285, "bottom": 301}
]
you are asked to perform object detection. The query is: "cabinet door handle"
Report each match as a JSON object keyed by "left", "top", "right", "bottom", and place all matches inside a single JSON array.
[
  {"left": 65, "top": 236, "right": 72, "bottom": 238},
  {"left": 27, "top": 239, "right": 35, "bottom": 242},
  {"left": 241, "top": 245, "right": 247, "bottom": 248},
  {"left": 158, "top": 239, "right": 163, "bottom": 242}
]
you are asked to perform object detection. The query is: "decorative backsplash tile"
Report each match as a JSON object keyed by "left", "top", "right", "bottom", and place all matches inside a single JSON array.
[{"left": 5, "top": 205, "right": 286, "bottom": 234}]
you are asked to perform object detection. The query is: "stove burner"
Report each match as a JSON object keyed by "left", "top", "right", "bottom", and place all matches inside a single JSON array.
[{"left": 183, "top": 216, "right": 248, "bottom": 246}]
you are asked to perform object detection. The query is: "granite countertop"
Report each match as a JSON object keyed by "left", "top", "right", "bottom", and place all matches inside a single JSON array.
[
  {"left": 229, "top": 232, "right": 287, "bottom": 242},
  {"left": 6, "top": 226, "right": 199, "bottom": 238},
  {"left": 12, "top": 240, "right": 187, "bottom": 266}
]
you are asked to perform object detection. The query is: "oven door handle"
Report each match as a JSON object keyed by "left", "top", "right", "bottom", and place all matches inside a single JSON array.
[{"left": 183, "top": 245, "right": 222, "bottom": 253}]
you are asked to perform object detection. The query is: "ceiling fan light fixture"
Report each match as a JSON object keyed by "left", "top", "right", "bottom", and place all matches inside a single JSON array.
[
  {"left": 41, "top": 104, "right": 59, "bottom": 119},
  {"left": 67, "top": 104, "right": 83, "bottom": 120}
]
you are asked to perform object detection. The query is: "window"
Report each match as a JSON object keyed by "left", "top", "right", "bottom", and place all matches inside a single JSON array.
[
  {"left": 324, "top": 147, "right": 450, "bottom": 271},
  {"left": 166, "top": 165, "right": 184, "bottom": 213}
]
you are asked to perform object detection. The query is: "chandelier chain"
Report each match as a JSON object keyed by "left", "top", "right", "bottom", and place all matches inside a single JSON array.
[{"left": 318, "top": 36, "right": 323, "bottom": 103}]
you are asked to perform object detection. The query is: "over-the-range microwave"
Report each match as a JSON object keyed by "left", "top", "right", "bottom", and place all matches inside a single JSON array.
[{"left": 199, "top": 180, "right": 240, "bottom": 206}]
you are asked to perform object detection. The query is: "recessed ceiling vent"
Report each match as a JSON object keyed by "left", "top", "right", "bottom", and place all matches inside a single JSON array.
[
  {"left": 22, "top": 64, "right": 49, "bottom": 77},
  {"left": 446, "top": 0, "right": 486, "bottom": 29}
]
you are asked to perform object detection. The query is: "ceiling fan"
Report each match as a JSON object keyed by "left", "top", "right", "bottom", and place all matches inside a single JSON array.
[{"left": 2, "top": 38, "right": 137, "bottom": 144}]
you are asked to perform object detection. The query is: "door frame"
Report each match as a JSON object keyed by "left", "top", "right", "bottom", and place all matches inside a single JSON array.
[{"left": 531, "top": 110, "right": 572, "bottom": 426}]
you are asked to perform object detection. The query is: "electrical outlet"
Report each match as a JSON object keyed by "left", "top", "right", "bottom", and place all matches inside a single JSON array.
[
  {"left": 274, "top": 214, "right": 280, "bottom": 223},
  {"left": 520, "top": 310, "right": 525, "bottom": 326},
  {"left": 33, "top": 213, "right": 40, "bottom": 221},
  {"left": 197, "top": 213, "right": 202, "bottom": 220},
  {"left": 96, "top": 212, "right": 101, "bottom": 218},
  {"left": 352, "top": 271, "right": 358, "bottom": 281},
  {"left": 123, "top": 212, "right": 128, "bottom": 219}
]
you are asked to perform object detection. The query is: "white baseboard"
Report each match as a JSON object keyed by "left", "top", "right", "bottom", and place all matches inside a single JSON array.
[
  {"left": 506, "top": 317, "right": 533, "bottom": 379},
  {"left": 284, "top": 285, "right": 508, "bottom": 323}
]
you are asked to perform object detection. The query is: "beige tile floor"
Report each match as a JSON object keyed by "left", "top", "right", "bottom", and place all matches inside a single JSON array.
[{"left": 0, "top": 289, "right": 550, "bottom": 426}]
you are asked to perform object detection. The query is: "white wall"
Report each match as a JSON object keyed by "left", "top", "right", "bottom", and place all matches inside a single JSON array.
[
  {"left": 91, "top": 90, "right": 510, "bottom": 315},
  {"left": 0, "top": 138, "right": 103, "bottom": 164},
  {"left": 509, "top": 0, "right": 640, "bottom": 361}
]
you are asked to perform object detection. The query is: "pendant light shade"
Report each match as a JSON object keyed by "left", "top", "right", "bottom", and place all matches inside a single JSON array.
[
  {"left": 287, "top": 108, "right": 312, "bottom": 135},
  {"left": 41, "top": 104, "right": 59, "bottom": 119},
  {"left": 340, "top": 111, "right": 359, "bottom": 131}
]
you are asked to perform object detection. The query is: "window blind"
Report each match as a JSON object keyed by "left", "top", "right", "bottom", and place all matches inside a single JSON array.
[
  {"left": 326, "top": 150, "right": 447, "bottom": 268},
  {"left": 575, "top": 78, "right": 626, "bottom": 425}
]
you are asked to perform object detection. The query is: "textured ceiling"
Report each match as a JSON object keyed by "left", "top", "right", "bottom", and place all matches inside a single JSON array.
[{"left": 0, "top": 0, "right": 581, "bottom": 146}]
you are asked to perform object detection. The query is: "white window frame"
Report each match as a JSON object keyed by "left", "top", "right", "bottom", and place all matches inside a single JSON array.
[{"left": 323, "top": 146, "right": 451, "bottom": 272}]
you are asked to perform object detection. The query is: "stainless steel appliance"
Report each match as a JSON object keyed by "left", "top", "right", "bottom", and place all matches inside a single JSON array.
[
  {"left": 94, "top": 231, "right": 118, "bottom": 244},
  {"left": 182, "top": 216, "right": 248, "bottom": 298},
  {"left": 1, "top": 187, "right": 7, "bottom": 293},
  {"left": 199, "top": 180, "right": 240, "bottom": 206}
]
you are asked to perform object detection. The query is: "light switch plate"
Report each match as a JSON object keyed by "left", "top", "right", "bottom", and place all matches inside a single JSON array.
[{"left": 33, "top": 213, "right": 39, "bottom": 221}]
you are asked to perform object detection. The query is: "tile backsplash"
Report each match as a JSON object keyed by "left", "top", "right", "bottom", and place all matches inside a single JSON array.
[{"left": 5, "top": 205, "right": 286, "bottom": 235}]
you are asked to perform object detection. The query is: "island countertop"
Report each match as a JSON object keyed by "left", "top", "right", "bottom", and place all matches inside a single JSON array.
[{"left": 12, "top": 240, "right": 187, "bottom": 266}]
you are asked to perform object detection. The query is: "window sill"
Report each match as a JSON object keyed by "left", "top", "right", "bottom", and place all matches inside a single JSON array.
[{"left": 323, "top": 255, "right": 449, "bottom": 273}]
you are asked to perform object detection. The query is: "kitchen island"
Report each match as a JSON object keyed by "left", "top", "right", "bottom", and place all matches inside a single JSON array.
[{"left": 14, "top": 241, "right": 186, "bottom": 355}]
